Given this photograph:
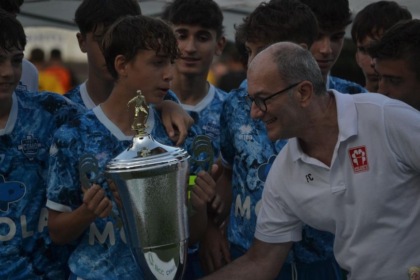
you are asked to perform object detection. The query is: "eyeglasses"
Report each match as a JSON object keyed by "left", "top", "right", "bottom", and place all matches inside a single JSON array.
[{"left": 246, "top": 82, "right": 302, "bottom": 112}]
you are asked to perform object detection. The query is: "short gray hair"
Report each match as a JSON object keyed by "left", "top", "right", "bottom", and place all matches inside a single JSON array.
[{"left": 271, "top": 42, "right": 326, "bottom": 95}]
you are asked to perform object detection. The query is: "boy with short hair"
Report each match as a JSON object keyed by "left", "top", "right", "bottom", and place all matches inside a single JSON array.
[
  {"left": 47, "top": 15, "right": 216, "bottom": 279},
  {"left": 368, "top": 19, "right": 420, "bottom": 110},
  {"left": 351, "top": 0, "right": 412, "bottom": 92},
  {"left": 66, "top": 0, "right": 193, "bottom": 145},
  {"left": 0, "top": 10, "right": 84, "bottom": 279},
  {"left": 299, "top": 0, "right": 367, "bottom": 94},
  {"left": 161, "top": 1, "right": 228, "bottom": 277}
]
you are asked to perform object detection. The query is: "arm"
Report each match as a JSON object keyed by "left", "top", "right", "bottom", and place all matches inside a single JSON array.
[
  {"left": 211, "top": 166, "right": 233, "bottom": 226},
  {"left": 156, "top": 100, "right": 194, "bottom": 146},
  {"left": 199, "top": 165, "right": 233, "bottom": 273},
  {"left": 188, "top": 164, "right": 218, "bottom": 244},
  {"left": 48, "top": 184, "right": 112, "bottom": 245},
  {"left": 201, "top": 239, "right": 292, "bottom": 280},
  {"left": 199, "top": 218, "right": 231, "bottom": 274}
]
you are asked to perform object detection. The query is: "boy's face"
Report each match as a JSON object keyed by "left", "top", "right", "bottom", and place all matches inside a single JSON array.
[
  {"left": 124, "top": 49, "right": 174, "bottom": 105},
  {"left": 0, "top": 47, "right": 23, "bottom": 100},
  {"left": 77, "top": 25, "right": 113, "bottom": 82},
  {"left": 355, "top": 35, "right": 380, "bottom": 92},
  {"left": 173, "top": 24, "right": 224, "bottom": 77},
  {"left": 310, "top": 28, "right": 346, "bottom": 78},
  {"left": 374, "top": 58, "right": 420, "bottom": 110},
  {"left": 244, "top": 41, "right": 269, "bottom": 67}
]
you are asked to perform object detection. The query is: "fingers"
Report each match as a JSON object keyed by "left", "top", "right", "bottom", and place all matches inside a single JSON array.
[
  {"left": 82, "top": 184, "right": 112, "bottom": 218},
  {"left": 108, "top": 179, "right": 122, "bottom": 208}
]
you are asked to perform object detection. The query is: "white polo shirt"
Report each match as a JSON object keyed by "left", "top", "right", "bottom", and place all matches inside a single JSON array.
[{"left": 256, "top": 90, "right": 420, "bottom": 280}]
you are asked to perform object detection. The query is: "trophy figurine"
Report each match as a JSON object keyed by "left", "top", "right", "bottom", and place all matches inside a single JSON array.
[{"left": 106, "top": 90, "right": 190, "bottom": 280}]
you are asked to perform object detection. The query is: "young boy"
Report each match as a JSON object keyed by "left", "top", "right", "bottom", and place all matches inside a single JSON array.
[
  {"left": 46, "top": 15, "right": 216, "bottom": 279},
  {"left": 351, "top": 1, "right": 412, "bottom": 92},
  {"left": 161, "top": 0, "right": 228, "bottom": 277},
  {"left": 0, "top": 0, "right": 39, "bottom": 92},
  {"left": 0, "top": 10, "right": 84, "bottom": 279},
  {"left": 300, "top": 0, "right": 368, "bottom": 94},
  {"left": 65, "top": 0, "right": 193, "bottom": 145},
  {"left": 368, "top": 19, "right": 420, "bottom": 110}
]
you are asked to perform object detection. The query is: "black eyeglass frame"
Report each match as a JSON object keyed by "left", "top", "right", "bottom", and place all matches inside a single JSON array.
[{"left": 246, "top": 81, "right": 302, "bottom": 112}]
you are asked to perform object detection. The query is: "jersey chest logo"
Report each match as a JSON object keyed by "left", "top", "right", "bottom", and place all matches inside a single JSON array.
[
  {"left": 348, "top": 146, "right": 369, "bottom": 173},
  {"left": 18, "top": 135, "right": 42, "bottom": 161}
]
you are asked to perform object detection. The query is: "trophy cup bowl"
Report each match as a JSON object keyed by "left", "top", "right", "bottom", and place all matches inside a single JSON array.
[
  {"left": 105, "top": 90, "right": 190, "bottom": 280},
  {"left": 106, "top": 135, "right": 190, "bottom": 280}
]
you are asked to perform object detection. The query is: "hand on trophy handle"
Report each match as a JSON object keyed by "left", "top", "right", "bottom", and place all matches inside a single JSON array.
[
  {"left": 82, "top": 184, "right": 113, "bottom": 219},
  {"left": 107, "top": 179, "right": 122, "bottom": 209}
]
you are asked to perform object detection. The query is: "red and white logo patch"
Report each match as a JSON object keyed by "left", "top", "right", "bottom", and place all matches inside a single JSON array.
[{"left": 348, "top": 146, "right": 369, "bottom": 173}]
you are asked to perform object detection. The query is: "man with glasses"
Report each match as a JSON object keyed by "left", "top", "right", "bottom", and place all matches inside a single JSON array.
[
  {"left": 246, "top": 82, "right": 302, "bottom": 112},
  {"left": 199, "top": 0, "right": 341, "bottom": 279},
  {"left": 203, "top": 40, "right": 420, "bottom": 280}
]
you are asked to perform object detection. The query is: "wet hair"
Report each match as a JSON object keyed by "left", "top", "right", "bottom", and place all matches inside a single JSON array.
[
  {"left": 161, "top": 0, "right": 224, "bottom": 38},
  {"left": 235, "top": 0, "right": 318, "bottom": 48},
  {"left": 270, "top": 43, "right": 326, "bottom": 95},
  {"left": 0, "top": 9, "right": 26, "bottom": 52},
  {"left": 102, "top": 15, "right": 180, "bottom": 80},
  {"left": 0, "top": 0, "right": 24, "bottom": 14},
  {"left": 351, "top": 1, "right": 412, "bottom": 43},
  {"left": 74, "top": 0, "right": 141, "bottom": 36},
  {"left": 299, "top": 0, "right": 351, "bottom": 32},
  {"left": 368, "top": 19, "right": 420, "bottom": 79}
]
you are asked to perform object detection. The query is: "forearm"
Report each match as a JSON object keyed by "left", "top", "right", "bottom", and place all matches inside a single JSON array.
[
  {"left": 188, "top": 207, "right": 208, "bottom": 244},
  {"left": 48, "top": 205, "right": 96, "bottom": 245},
  {"left": 201, "top": 239, "right": 292, "bottom": 280},
  {"left": 214, "top": 167, "right": 233, "bottom": 224}
]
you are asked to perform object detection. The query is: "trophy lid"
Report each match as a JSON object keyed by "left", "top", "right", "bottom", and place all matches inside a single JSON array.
[
  {"left": 106, "top": 90, "right": 189, "bottom": 174},
  {"left": 106, "top": 134, "right": 189, "bottom": 173}
]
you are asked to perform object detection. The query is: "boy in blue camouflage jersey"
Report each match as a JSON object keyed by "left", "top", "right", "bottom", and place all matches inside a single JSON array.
[
  {"left": 300, "top": 0, "right": 367, "bottom": 94},
  {"left": 200, "top": 0, "right": 342, "bottom": 279},
  {"left": 46, "top": 15, "right": 217, "bottom": 280},
  {"left": 65, "top": 0, "right": 193, "bottom": 146},
  {"left": 161, "top": 1, "right": 228, "bottom": 278},
  {"left": 0, "top": 10, "right": 84, "bottom": 279}
]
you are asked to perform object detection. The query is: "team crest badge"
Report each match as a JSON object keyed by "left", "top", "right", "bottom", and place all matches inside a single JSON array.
[
  {"left": 348, "top": 146, "right": 369, "bottom": 173},
  {"left": 18, "top": 135, "right": 42, "bottom": 160}
]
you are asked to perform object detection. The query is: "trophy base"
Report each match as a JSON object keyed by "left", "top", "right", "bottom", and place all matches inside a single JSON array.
[{"left": 131, "top": 240, "right": 187, "bottom": 280}]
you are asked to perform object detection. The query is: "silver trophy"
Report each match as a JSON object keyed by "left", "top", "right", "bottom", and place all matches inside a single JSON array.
[{"left": 105, "top": 90, "right": 190, "bottom": 280}]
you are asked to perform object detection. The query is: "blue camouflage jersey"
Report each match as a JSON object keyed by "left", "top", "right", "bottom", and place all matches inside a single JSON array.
[
  {"left": 175, "top": 84, "right": 227, "bottom": 162},
  {"left": 0, "top": 90, "right": 84, "bottom": 279},
  {"left": 47, "top": 105, "right": 198, "bottom": 280},
  {"left": 220, "top": 84, "right": 288, "bottom": 254},
  {"left": 64, "top": 82, "right": 95, "bottom": 109},
  {"left": 221, "top": 80, "right": 342, "bottom": 279},
  {"left": 328, "top": 75, "right": 367, "bottom": 94}
]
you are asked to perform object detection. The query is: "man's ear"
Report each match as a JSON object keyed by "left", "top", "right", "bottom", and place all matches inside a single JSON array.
[
  {"left": 215, "top": 35, "right": 227, "bottom": 56},
  {"left": 296, "top": 81, "right": 313, "bottom": 107},
  {"left": 76, "top": 32, "right": 87, "bottom": 53}
]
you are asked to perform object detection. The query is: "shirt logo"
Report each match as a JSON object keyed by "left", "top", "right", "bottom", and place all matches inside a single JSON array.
[
  {"left": 18, "top": 135, "right": 42, "bottom": 160},
  {"left": 348, "top": 146, "right": 369, "bottom": 173}
]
